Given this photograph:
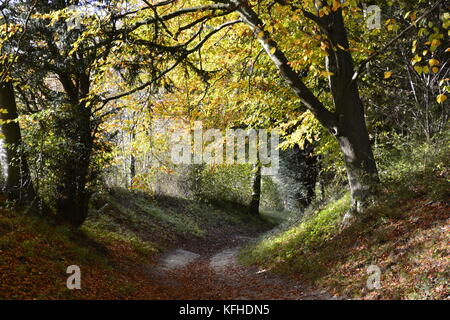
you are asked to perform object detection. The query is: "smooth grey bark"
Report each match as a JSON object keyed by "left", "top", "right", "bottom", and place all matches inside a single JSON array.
[
  {"left": 232, "top": 1, "right": 379, "bottom": 216},
  {"left": 249, "top": 163, "right": 261, "bottom": 215},
  {"left": 319, "top": 6, "right": 379, "bottom": 216},
  {"left": 0, "top": 81, "right": 36, "bottom": 205}
]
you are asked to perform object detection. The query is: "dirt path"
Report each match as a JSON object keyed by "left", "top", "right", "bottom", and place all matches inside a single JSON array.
[{"left": 140, "top": 233, "right": 338, "bottom": 300}]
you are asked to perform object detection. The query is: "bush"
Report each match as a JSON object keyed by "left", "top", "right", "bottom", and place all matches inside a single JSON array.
[{"left": 375, "top": 131, "right": 450, "bottom": 203}]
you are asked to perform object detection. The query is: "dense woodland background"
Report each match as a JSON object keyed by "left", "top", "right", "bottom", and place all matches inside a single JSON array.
[{"left": 0, "top": 0, "right": 448, "bottom": 300}]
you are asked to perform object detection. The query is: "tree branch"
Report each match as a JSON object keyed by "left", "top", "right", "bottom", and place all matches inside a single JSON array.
[
  {"left": 351, "top": 0, "right": 445, "bottom": 84},
  {"left": 230, "top": 0, "right": 337, "bottom": 131}
]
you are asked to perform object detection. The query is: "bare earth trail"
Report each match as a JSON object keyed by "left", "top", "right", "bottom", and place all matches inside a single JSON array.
[{"left": 139, "top": 232, "right": 338, "bottom": 300}]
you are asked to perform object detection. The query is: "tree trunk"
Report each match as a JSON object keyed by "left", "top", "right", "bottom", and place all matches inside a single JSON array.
[
  {"left": 0, "top": 81, "right": 36, "bottom": 205},
  {"left": 234, "top": 3, "right": 380, "bottom": 219},
  {"left": 335, "top": 87, "right": 379, "bottom": 216},
  {"left": 321, "top": 7, "right": 379, "bottom": 217},
  {"left": 55, "top": 103, "right": 93, "bottom": 227},
  {"left": 249, "top": 163, "right": 261, "bottom": 215},
  {"left": 130, "top": 154, "right": 136, "bottom": 188},
  {"left": 129, "top": 131, "right": 136, "bottom": 189},
  {"left": 55, "top": 73, "right": 93, "bottom": 227}
]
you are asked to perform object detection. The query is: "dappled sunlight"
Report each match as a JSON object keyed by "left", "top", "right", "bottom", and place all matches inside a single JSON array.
[{"left": 0, "top": 0, "right": 448, "bottom": 302}]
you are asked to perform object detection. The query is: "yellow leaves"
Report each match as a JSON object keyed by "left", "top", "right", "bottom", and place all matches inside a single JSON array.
[
  {"left": 404, "top": 11, "right": 416, "bottom": 20},
  {"left": 414, "top": 66, "right": 423, "bottom": 75},
  {"left": 332, "top": 0, "right": 341, "bottom": 12},
  {"left": 318, "top": 6, "right": 330, "bottom": 18},
  {"left": 412, "top": 52, "right": 440, "bottom": 75},
  {"left": 257, "top": 31, "right": 265, "bottom": 39},
  {"left": 418, "top": 27, "right": 429, "bottom": 37},
  {"left": 429, "top": 59, "right": 439, "bottom": 67},
  {"left": 279, "top": 110, "right": 319, "bottom": 149},
  {"left": 430, "top": 39, "right": 441, "bottom": 52},
  {"left": 337, "top": 44, "right": 347, "bottom": 51},
  {"left": 431, "top": 39, "right": 441, "bottom": 47},
  {"left": 1, "top": 23, "right": 22, "bottom": 37},
  {"left": 412, "top": 40, "right": 417, "bottom": 53},
  {"left": 269, "top": 47, "right": 277, "bottom": 55},
  {"left": 411, "top": 55, "right": 422, "bottom": 65},
  {"left": 320, "top": 42, "right": 330, "bottom": 51},
  {"left": 320, "top": 71, "right": 334, "bottom": 77},
  {"left": 436, "top": 94, "right": 447, "bottom": 104},
  {"left": 384, "top": 71, "right": 393, "bottom": 79},
  {"left": 287, "top": 60, "right": 303, "bottom": 71},
  {"left": 385, "top": 19, "right": 397, "bottom": 32},
  {"left": 443, "top": 12, "right": 450, "bottom": 21},
  {"left": 439, "top": 78, "right": 450, "bottom": 86}
]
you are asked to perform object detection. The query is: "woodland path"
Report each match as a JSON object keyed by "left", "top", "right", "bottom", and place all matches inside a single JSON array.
[{"left": 140, "top": 232, "right": 338, "bottom": 300}]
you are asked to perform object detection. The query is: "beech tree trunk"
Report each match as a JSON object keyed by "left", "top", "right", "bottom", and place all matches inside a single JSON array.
[
  {"left": 334, "top": 88, "right": 379, "bottom": 215},
  {"left": 130, "top": 131, "right": 136, "bottom": 189},
  {"left": 0, "top": 81, "right": 36, "bottom": 205},
  {"left": 249, "top": 163, "right": 261, "bottom": 215},
  {"left": 321, "top": 7, "right": 379, "bottom": 216},
  {"left": 234, "top": 1, "right": 379, "bottom": 217}
]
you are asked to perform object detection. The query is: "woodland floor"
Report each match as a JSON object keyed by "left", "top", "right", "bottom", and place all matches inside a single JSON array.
[
  {"left": 0, "top": 199, "right": 336, "bottom": 300},
  {"left": 140, "top": 231, "right": 337, "bottom": 300},
  {"left": 2, "top": 189, "right": 447, "bottom": 299}
]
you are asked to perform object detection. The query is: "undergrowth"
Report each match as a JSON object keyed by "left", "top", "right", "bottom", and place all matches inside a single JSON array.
[
  {"left": 239, "top": 134, "right": 449, "bottom": 299},
  {"left": 0, "top": 188, "right": 273, "bottom": 299}
]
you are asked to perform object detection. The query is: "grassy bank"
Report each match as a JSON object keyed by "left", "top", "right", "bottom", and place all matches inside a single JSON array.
[
  {"left": 239, "top": 137, "right": 449, "bottom": 299},
  {"left": 0, "top": 189, "right": 272, "bottom": 299}
]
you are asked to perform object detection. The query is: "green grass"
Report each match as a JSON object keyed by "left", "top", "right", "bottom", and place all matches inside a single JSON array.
[
  {"left": 135, "top": 201, "right": 205, "bottom": 237},
  {"left": 1, "top": 185, "right": 276, "bottom": 299},
  {"left": 0, "top": 208, "right": 110, "bottom": 267},
  {"left": 238, "top": 134, "right": 449, "bottom": 299},
  {"left": 84, "top": 187, "right": 274, "bottom": 255},
  {"left": 239, "top": 192, "right": 350, "bottom": 272},
  {"left": 259, "top": 210, "right": 297, "bottom": 225}
]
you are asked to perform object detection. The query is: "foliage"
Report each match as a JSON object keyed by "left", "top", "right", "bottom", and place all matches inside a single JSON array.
[
  {"left": 239, "top": 132, "right": 450, "bottom": 299},
  {"left": 0, "top": 186, "right": 275, "bottom": 299},
  {"left": 0, "top": 0, "right": 449, "bottom": 300}
]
